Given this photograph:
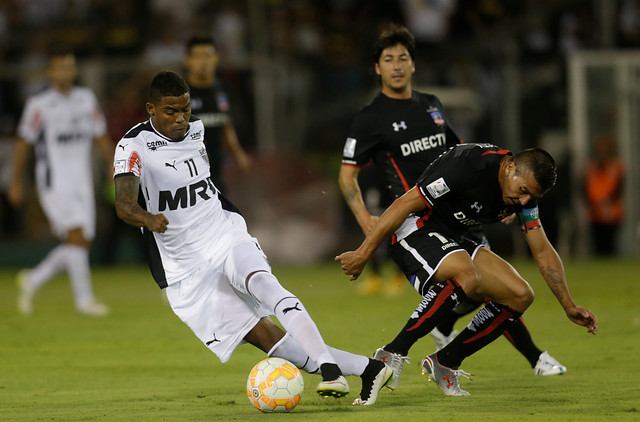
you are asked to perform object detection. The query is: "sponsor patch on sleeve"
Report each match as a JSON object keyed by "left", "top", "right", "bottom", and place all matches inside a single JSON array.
[
  {"left": 114, "top": 159, "right": 127, "bottom": 175},
  {"left": 517, "top": 205, "right": 541, "bottom": 233},
  {"left": 426, "top": 177, "right": 450, "bottom": 199},
  {"left": 343, "top": 137, "right": 357, "bottom": 158}
]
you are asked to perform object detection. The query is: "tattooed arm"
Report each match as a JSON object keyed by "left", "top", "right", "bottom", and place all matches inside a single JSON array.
[
  {"left": 114, "top": 174, "right": 169, "bottom": 233},
  {"left": 525, "top": 227, "right": 598, "bottom": 334}
]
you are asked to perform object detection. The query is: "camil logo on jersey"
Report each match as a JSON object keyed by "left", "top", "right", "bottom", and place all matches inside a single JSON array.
[
  {"left": 158, "top": 176, "right": 216, "bottom": 211},
  {"left": 191, "top": 130, "right": 202, "bottom": 140},
  {"left": 392, "top": 121, "right": 407, "bottom": 132},
  {"left": 427, "top": 107, "right": 445, "bottom": 126},
  {"left": 147, "top": 140, "right": 168, "bottom": 151}
]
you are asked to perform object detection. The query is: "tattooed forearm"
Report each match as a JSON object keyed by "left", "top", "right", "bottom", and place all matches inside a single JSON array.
[
  {"left": 114, "top": 175, "right": 149, "bottom": 227},
  {"left": 540, "top": 265, "right": 567, "bottom": 302}
]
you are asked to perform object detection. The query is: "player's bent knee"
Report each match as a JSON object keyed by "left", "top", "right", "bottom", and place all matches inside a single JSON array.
[
  {"left": 512, "top": 283, "right": 535, "bottom": 311},
  {"left": 454, "top": 266, "right": 481, "bottom": 294}
]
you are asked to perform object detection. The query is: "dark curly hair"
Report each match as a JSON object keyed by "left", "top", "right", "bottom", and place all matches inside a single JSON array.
[{"left": 149, "top": 71, "right": 190, "bottom": 103}]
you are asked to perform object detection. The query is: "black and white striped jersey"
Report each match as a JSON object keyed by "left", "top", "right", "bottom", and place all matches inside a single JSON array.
[{"left": 113, "top": 117, "right": 251, "bottom": 288}]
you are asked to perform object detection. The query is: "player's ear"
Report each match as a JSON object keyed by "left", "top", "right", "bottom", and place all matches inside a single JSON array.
[
  {"left": 146, "top": 102, "right": 155, "bottom": 116},
  {"left": 374, "top": 63, "right": 381, "bottom": 75}
]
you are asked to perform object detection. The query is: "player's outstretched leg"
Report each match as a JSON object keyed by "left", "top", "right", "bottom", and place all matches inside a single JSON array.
[
  {"left": 268, "top": 333, "right": 391, "bottom": 404},
  {"left": 503, "top": 317, "right": 567, "bottom": 376},
  {"left": 247, "top": 271, "right": 349, "bottom": 397},
  {"left": 383, "top": 279, "right": 467, "bottom": 356}
]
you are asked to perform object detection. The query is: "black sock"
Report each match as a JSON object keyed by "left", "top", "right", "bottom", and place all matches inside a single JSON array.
[
  {"left": 436, "top": 298, "right": 483, "bottom": 335},
  {"left": 434, "top": 310, "right": 458, "bottom": 336},
  {"left": 437, "top": 301, "right": 522, "bottom": 369},
  {"left": 361, "top": 358, "right": 384, "bottom": 380},
  {"left": 503, "top": 317, "right": 543, "bottom": 367},
  {"left": 320, "top": 363, "right": 342, "bottom": 381},
  {"left": 385, "top": 279, "right": 466, "bottom": 356}
]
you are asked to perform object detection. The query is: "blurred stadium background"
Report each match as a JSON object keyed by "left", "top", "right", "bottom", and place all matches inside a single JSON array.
[{"left": 0, "top": 0, "right": 639, "bottom": 266}]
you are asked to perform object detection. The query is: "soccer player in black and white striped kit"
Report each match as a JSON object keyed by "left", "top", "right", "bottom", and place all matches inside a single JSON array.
[{"left": 112, "top": 70, "right": 392, "bottom": 406}]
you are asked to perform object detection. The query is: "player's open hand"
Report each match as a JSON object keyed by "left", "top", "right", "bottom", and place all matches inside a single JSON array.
[
  {"left": 566, "top": 305, "right": 598, "bottom": 335},
  {"left": 146, "top": 213, "right": 169, "bottom": 233},
  {"left": 334, "top": 251, "right": 367, "bottom": 281}
]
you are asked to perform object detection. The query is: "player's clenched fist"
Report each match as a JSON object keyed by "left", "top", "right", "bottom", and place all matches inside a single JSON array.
[
  {"left": 335, "top": 251, "right": 368, "bottom": 281},
  {"left": 145, "top": 213, "right": 169, "bottom": 233}
]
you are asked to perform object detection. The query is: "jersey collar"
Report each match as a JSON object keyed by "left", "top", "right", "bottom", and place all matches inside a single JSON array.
[{"left": 148, "top": 119, "right": 190, "bottom": 142}]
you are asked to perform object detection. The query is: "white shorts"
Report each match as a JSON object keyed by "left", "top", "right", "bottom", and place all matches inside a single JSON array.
[
  {"left": 165, "top": 240, "right": 273, "bottom": 363},
  {"left": 38, "top": 188, "right": 95, "bottom": 240}
]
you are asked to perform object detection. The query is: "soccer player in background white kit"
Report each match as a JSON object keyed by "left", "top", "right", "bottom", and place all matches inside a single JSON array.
[
  {"left": 9, "top": 49, "right": 114, "bottom": 317},
  {"left": 112, "top": 70, "right": 393, "bottom": 405}
]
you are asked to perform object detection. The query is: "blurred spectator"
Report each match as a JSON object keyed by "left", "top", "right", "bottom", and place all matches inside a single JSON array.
[
  {"left": 583, "top": 133, "right": 625, "bottom": 256},
  {"left": 96, "top": 1, "right": 145, "bottom": 57},
  {"left": 618, "top": 0, "right": 640, "bottom": 47},
  {"left": 211, "top": 1, "right": 249, "bottom": 67},
  {"left": 142, "top": 13, "right": 185, "bottom": 69}
]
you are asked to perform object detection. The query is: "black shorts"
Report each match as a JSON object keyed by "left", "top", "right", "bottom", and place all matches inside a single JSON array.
[{"left": 390, "top": 229, "right": 483, "bottom": 297}]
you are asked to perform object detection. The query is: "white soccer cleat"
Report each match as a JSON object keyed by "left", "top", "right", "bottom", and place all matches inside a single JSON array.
[
  {"left": 430, "top": 327, "right": 458, "bottom": 351},
  {"left": 353, "top": 360, "right": 393, "bottom": 406},
  {"left": 317, "top": 375, "right": 349, "bottom": 398},
  {"left": 372, "top": 347, "right": 411, "bottom": 390},
  {"left": 17, "top": 270, "right": 35, "bottom": 316},
  {"left": 78, "top": 302, "right": 110, "bottom": 317},
  {"left": 421, "top": 353, "right": 472, "bottom": 396},
  {"left": 534, "top": 351, "right": 567, "bottom": 376}
]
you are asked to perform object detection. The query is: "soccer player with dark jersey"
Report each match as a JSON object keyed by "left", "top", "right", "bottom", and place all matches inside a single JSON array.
[
  {"left": 337, "top": 143, "right": 598, "bottom": 395},
  {"left": 339, "top": 25, "right": 568, "bottom": 389},
  {"left": 113, "top": 70, "right": 393, "bottom": 406},
  {"left": 183, "top": 36, "right": 251, "bottom": 193}
]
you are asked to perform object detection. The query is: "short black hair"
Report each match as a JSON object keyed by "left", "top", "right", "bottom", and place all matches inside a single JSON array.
[
  {"left": 512, "top": 148, "right": 557, "bottom": 193},
  {"left": 373, "top": 24, "right": 416, "bottom": 63},
  {"left": 149, "top": 71, "right": 190, "bottom": 103},
  {"left": 186, "top": 36, "right": 217, "bottom": 53}
]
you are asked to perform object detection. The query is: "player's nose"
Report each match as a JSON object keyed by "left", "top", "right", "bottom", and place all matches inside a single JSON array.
[{"left": 519, "top": 194, "right": 532, "bottom": 205}]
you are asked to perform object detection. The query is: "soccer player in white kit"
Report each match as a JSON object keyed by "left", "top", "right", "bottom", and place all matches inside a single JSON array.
[
  {"left": 9, "top": 49, "right": 113, "bottom": 317},
  {"left": 112, "top": 70, "right": 392, "bottom": 405}
]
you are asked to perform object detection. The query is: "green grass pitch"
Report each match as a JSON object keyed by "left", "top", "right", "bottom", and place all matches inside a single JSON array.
[{"left": 1, "top": 258, "right": 639, "bottom": 421}]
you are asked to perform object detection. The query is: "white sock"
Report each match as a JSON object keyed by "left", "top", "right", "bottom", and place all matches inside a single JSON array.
[
  {"left": 268, "top": 333, "right": 369, "bottom": 377},
  {"left": 28, "top": 244, "right": 68, "bottom": 290},
  {"left": 63, "top": 245, "right": 95, "bottom": 309},
  {"left": 248, "top": 271, "right": 336, "bottom": 368}
]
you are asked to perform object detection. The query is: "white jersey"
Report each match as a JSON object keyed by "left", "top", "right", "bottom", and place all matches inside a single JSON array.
[
  {"left": 113, "top": 118, "right": 253, "bottom": 287},
  {"left": 17, "top": 86, "right": 106, "bottom": 194}
]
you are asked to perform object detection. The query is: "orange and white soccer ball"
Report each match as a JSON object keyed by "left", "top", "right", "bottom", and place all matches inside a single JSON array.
[{"left": 247, "top": 357, "right": 304, "bottom": 413}]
